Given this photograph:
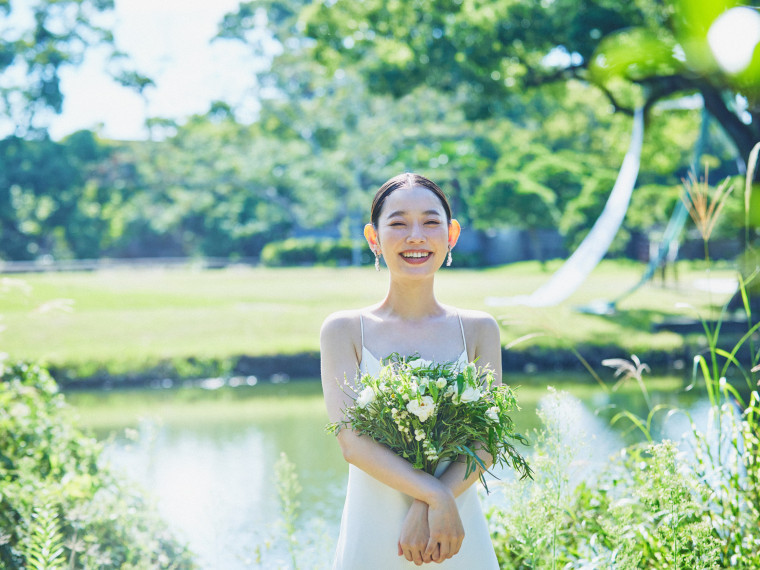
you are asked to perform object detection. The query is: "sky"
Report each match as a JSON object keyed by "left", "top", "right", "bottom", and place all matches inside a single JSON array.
[{"left": 46, "top": 0, "right": 261, "bottom": 140}]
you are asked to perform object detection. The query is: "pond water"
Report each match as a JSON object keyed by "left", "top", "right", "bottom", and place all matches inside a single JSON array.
[{"left": 66, "top": 374, "right": 705, "bottom": 569}]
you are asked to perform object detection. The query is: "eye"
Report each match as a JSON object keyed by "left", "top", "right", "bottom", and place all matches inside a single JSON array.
[
  {"left": 389, "top": 222, "right": 405, "bottom": 227},
  {"left": 425, "top": 220, "right": 441, "bottom": 226}
]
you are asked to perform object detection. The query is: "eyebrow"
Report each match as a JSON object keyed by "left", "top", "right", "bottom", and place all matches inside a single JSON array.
[{"left": 385, "top": 209, "right": 443, "bottom": 218}]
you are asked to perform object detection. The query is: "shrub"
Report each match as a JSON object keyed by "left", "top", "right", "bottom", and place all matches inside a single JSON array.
[
  {"left": 260, "top": 238, "right": 372, "bottom": 267},
  {"left": 0, "top": 361, "right": 196, "bottom": 569}
]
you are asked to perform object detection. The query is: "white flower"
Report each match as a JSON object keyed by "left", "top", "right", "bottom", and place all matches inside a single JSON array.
[
  {"left": 460, "top": 385, "right": 482, "bottom": 403},
  {"left": 408, "top": 358, "right": 433, "bottom": 369},
  {"left": 406, "top": 396, "right": 436, "bottom": 422},
  {"left": 486, "top": 406, "right": 500, "bottom": 422},
  {"left": 436, "top": 378, "right": 447, "bottom": 389},
  {"left": 356, "top": 386, "right": 375, "bottom": 408},
  {"left": 445, "top": 385, "right": 457, "bottom": 398}
]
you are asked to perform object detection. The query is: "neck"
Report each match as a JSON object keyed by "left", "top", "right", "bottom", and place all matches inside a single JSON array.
[{"left": 378, "top": 275, "right": 443, "bottom": 320}]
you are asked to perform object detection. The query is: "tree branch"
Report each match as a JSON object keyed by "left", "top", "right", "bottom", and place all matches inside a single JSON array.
[
  {"left": 522, "top": 63, "right": 587, "bottom": 88},
  {"left": 596, "top": 84, "right": 636, "bottom": 117}
]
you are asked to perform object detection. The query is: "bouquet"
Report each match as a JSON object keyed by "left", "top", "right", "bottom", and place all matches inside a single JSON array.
[{"left": 327, "top": 353, "right": 532, "bottom": 489}]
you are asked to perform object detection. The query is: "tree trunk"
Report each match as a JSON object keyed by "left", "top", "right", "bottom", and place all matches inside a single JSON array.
[{"left": 700, "top": 83, "right": 760, "bottom": 179}]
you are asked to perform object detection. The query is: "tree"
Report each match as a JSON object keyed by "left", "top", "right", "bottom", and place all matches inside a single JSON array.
[
  {"left": 206, "top": 0, "right": 748, "bottom": 270},
  {"left": 303, "top": 0, "right": 759, "bottom": 175},
  {"left": 0, "top": 130, "right": 126, "bottom": 260},
  {"left": 474, "top": 167, "right": 559, "bottom": 265},
  {"left": 217, "top": 0, "right": 505, "bottom": 257},
  {"left": 0, "top": 0, "right": 151, "bottom": 136}
]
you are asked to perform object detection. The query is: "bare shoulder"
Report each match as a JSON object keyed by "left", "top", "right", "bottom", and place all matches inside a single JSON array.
[
  {"left": 320, "top": 309, "right": 365, "bottom": 389},
  {"left": 455, "top": 308, "right": 502, "bottom": 378},
  {"left": 459, "top": 309, "right": 501, "bottom": 350},
  {"left": 320, "top": 309, "right": 362, "bottom": 346},
  {"left": 456, "top": 308, "right": 500, "bottom": 338},
  {"left": 321, "top": 309, "right": 360, "bottom": 333}
]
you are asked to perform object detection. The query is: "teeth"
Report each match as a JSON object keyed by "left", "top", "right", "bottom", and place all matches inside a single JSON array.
[{"left": 402, "top": 252, "right": 429, "bottom": 258}]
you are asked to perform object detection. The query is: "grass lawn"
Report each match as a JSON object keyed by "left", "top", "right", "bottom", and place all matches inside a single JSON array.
[{"left": 0, "top": 259, "right": 737, "bottom": 377}]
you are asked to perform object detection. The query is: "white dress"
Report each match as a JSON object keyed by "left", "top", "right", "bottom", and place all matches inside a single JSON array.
[{"left": 331, "top": 316, "right": 499, "bottom": 570}]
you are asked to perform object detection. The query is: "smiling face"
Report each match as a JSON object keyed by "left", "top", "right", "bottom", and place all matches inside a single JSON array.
[{"left": 365, "top": 184, "right": 460, "bottom": 276}]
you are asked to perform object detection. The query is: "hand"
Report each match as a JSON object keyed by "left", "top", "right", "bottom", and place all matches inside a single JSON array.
[
  {"left": 426, "top": 490, "right": 464, "bottom": 563},
  {"left": 398, "top": 500, "right": 436, "bottom": 565}
]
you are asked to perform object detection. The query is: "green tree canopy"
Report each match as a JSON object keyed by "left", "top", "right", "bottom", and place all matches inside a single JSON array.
[{"left": 303, "top": 0, "right": 759, "bottom": 168}]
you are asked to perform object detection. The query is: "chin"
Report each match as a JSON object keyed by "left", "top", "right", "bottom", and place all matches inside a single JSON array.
[{"left": 391, "top": 261, "right": 444, "bottom": 276}]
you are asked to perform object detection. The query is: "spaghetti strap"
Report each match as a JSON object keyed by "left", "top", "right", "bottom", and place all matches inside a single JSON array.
[
  {"left": 359, "top": 313, "right": 365, "bottom": 348},
  {"left": 457, "top": 312, "right": 467, "bottom": 356}
]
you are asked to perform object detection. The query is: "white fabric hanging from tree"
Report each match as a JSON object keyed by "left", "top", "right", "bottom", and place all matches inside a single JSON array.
[{"left": 487, "top": 107, "right": 644, "bottom": 307}]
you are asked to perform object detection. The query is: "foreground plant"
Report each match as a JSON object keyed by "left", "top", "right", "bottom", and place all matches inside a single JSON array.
[
  {"left": 680, "top": 165, "right": 734, "bottom": 252},
  {"left": 677, "top": 144, "right": 760, "bottom": 565},
  {"left": 488, "top": 388, "right": 724, "bottom": 568},
  {"left": 488, "top": 388, "right": 588, "bottom": 570},
  {"left": 489, "top": 146, "right": 760, "bottom": 567},
  {"left": 275, "top": 452, "right": 302, "bottom": 569},
  {"left": 251, "top": 452, "right": 333, "bottom": 569},
  {"left": 0, "top": 361, "right": 196, "bottom": 569},
  {"left": 328, "top": 354, "right": 532, "bottom": 488}
]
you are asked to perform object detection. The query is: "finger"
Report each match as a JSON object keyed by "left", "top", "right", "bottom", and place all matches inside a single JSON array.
[
  {"left": 401, "top": 546, "right": 414, "bottom": 562},
  {"left": 452, "top": 534, "right": 464, "bottom": 557},
  {"left": 412, "top": 548, "right": 424, "bottom": 566},
  {"left": 424, "top": 537, "right": 437, "bottom": 558},
  {"left": 436, "top": 541, "right": 451, "bottom": 562}
]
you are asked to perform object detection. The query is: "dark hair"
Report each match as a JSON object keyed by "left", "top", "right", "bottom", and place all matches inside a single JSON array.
[{"left": 370, "top": 173, "right": 452, "bottom": 227}]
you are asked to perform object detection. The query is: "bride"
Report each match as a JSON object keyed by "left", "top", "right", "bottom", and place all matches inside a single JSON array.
[{"left": 321, "top": 173, "right": 501, "bottom": 568}]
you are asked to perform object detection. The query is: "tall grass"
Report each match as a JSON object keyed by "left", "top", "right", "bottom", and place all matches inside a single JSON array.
[{"left": 250, "top": 452, "right": 333, "bottom": 569}]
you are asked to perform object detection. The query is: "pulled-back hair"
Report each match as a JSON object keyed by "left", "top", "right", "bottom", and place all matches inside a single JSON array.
[{"left": 370, "top": 173, "right": 452, "bottom": 227}]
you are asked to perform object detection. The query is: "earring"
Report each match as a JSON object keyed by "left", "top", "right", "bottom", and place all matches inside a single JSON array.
[
  {"left": 375, "top": 251, "right": 381, "bottom": 271},
  {"left": 446, "top": 247, "right": 452, "bottom": 267}
]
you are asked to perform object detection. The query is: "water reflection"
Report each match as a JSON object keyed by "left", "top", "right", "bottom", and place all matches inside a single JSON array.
[
  {"left": 68, "top": 377, "right": 704, "bottom": 569},
  {"left": 105, "top": 423, "right": 274, "bottom": 568}
]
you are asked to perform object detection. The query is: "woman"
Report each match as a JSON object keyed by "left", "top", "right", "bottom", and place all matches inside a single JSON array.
[{"left": 321, "top": 173, "right": 501, "bottom": 568}]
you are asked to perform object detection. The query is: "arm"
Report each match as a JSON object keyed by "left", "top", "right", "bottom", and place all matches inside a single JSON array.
[
  {"left": 439, "top": 311, "right": 502, "bottom": 497},
  {"left": 398, "top": 312, "right": 503, "bottom": 562},
  {"left": 320, "top": 312, "right": 464, "bottom": 563}
]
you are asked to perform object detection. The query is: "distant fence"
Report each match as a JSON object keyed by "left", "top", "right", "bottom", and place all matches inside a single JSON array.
[{"left": 0, "top": 257, "right": 258, "bottom": 274}]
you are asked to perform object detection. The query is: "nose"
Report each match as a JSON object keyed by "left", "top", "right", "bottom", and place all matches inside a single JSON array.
[{"left": 406, "top": 221, "right": 425, "bottom": 243}]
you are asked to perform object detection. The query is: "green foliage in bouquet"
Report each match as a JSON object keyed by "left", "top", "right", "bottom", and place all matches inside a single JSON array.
[{"left": 327, "top": 354, "right": 532, "bottom": 489}]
